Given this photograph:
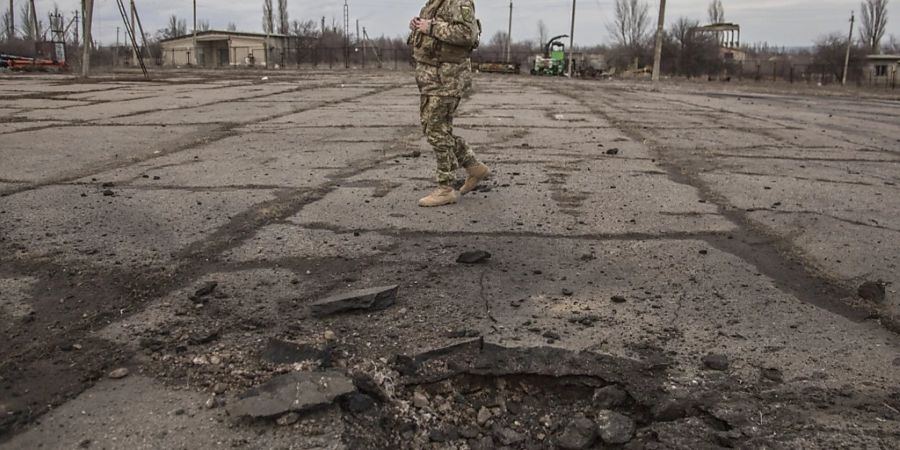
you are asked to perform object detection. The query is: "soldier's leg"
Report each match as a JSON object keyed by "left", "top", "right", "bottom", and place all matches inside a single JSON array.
[
  {"left": 447, "top": 97, "right": 479, "bottom": 169},
  {"left": 422, "top": 95, "right": 461, "bottom": 186}
]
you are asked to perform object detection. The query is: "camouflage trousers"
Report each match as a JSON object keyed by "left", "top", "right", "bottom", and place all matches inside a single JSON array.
[{"left": 420, "top": 95, "right": 479, "bottom": 186}]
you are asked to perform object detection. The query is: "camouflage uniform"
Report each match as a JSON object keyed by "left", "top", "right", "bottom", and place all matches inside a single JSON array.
[{"left": 410, "top": 0, "right": 481, "bottom": 186}]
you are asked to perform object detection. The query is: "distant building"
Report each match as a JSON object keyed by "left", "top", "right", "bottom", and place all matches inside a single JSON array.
[
  {"left": 864, "top": 54, "right": 900, "bottom": 82},
  {"left": 159, "top": 31, "right": 288, "bottom": 68}
]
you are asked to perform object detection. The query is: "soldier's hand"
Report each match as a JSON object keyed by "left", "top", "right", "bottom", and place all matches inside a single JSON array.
[
  {"left": 415, "top": 18, "right": 433, "bottom": 34},
  {"left": 409, "top": 17, "right": 420, "bottom": 32}
]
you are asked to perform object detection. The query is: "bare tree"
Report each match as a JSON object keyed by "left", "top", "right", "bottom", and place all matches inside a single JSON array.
[
  {"left": 537, "top": 20, "right": 548, "bottom": 48},
  {"left": 668, "top": 16, "right": 720, "bottom": 76},
  {"left": 671, "top": 17, "right": 698, "bottom": 50},
  {"left": 227, "top": 22, "right": 237, "bottom": 32},
  {"left": 607, "top": 0, "right": 650, "bottom": 49},
  {"left": 160, "top": 15, "right": 187, "bottom": 39},
  {"left": 888, "top": 34, "right": 900, "bottom": 52},
  {"left": 262, "top": 0, "right": 274, "bottom": 34},
  {"left": 860, "top": 0, "right": 889, "bottom": 53},
  {"left": 277, "top": 0, "right": 289, "bottom": 35},
  {"left": 814, "top": 32, "right": 864, "bottom": 80},
  {"left": 708, "top": 0, "right": 725, "bottom": 24},
  {"left": 19, "top": 3, "right": 43, "bottom": 41},
  {"left": 290, "top": 19, "right": 318, "bottom": 38},
  {"left": 1, "top": 9, "right": 12, "bottom": 41}
]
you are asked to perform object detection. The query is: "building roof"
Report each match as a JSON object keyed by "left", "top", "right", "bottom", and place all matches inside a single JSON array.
[
  {"left": 696, "top": 23, "right": 741, "bottom": 32},
  {"left": 159, "top": 30, "right": 288, "bottom": 44},
  {"left": 865, "top": 54, "right": 900, "bottom": 62}
]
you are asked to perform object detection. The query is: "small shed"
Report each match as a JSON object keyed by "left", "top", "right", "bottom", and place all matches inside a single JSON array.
[
  {"left": 160, "top": 31, "right": 287, "bottom": 68},
  {"left": 864, "top": 54, "right": 900, "bottom": 82}
]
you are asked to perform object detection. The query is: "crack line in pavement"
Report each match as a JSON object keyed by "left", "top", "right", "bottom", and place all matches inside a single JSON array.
[
  {"left": 538, "top": 81, "right": 889, "bottom": 329},
  {"left": 1, "top": 83, "right": 404, "bottom": 198}
]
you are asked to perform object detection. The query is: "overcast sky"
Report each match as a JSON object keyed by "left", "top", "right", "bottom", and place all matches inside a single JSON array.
[{"left": 25, "top": 0, "right": 900, "bottom": 48}]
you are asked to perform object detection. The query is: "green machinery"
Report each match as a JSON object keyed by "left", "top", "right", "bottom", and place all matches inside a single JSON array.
[{"left": 531, "top": 35, "right": 568, "bottom": 76}]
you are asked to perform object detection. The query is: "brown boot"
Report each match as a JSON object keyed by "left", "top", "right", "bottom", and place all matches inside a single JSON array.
[
  {"left": 418, "top": 185, "right": 459, "bottom": 207},
  {"left": 460, "top": 163, "right": 491, "bottom": 195}
]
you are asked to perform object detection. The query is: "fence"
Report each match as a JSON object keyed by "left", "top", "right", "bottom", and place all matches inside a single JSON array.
[{"left": 702, "top": 59, "right": 897, "bottom": 89}]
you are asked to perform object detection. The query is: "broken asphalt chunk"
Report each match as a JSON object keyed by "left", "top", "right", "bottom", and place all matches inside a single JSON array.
[
  {"left": 190, "top": 281, "right": 218, "bottom": 301},
  {"left": 310, "top": 285, "right": 398, "bottom": 317},
  {"left": 557, "top": 416, "right": 597, "bottom": 449},
  {"left": 702, "top": 353, "right": 730, "bottom": 371},
  {"left": 456, "top": 251, "right": 492, "bottom": 264},
  {"left": 595, "top": 410, "right": 635, "bottom": 444},
  {"left": 392, "top": 339, "right": 664, "bottom": 407},
  {"left": 227, "top": 371, "right": 355, "bottom": 418}
]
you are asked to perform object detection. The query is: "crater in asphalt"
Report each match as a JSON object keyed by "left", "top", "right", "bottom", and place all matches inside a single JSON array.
[{"left": 338, "top": 340, "right": 743, "bottom": 449}]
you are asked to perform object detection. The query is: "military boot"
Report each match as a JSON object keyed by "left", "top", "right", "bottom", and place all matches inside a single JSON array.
[
  {"left": 460, "top": 163, "right": 491, "bottom": 195},
  {"left": 418, "top": 185, "right": 459, "bottom": 207}
]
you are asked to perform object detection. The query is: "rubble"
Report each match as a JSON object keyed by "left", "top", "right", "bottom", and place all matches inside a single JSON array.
[
  {"left": 107, "top": 368, "right": 130, "bottom": 379},
  {"left": 702, "top": 353, "right": 730, "bottom": 371},
  {"left": 190, "top": 281, "right": 218, "bottom": 302},
  {"left": 309, "top": 285, "right": 398, "bottom": 317},
  {"left": 557, "top": 416, "right": 597, "bottom": 449},
  {"left": 593, "top": 385, "right": 628, "bottom": 408},
  {"left": 392, "top": 340, "right": 663, "bottom": 404},
  {"left": 595, "top": 410, "right": 635, "bottom": 444},
  {"left": 227, "top": 371, "right": 356, "bottom": 418},
  {"left": 456, "top": 251, "right": 492, "bottom": 264}
]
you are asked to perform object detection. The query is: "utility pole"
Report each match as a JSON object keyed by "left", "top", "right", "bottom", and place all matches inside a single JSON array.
[
  {"left": 343, "top": 0, "right": 350, "bottom": 68},
  {"left": 73, "top": 10, "right": 80, "bottom": 47},
  {"left": 651, "top": 0, "right": 666, "bottom": 82},
  {"left": 8, "top": 0, "right": 13, "bottom": 39},
  {"left": 567, "top": 0, "right": 576, "bottom": 77},
  {"left": 29, "top": 0, "right": 39, "bottom": 40},
  {"left": 356, "top": 19, "right": 359, "bottom": 45},
  {"left": 842, "top": 11, "right": 855, "bottom": 86},
  {"left": 130, "top": 0, "right": 137, "bottom": 65},
  {"left": 116, "top": 26, "right": 120, "bottom": 66},
  {"left": 506, "top": 1, "right": 512, "bottom": 63},
  {"left": 81, "top": 0, "right": 93, "bottom": 77},
  {"left": 193, "top": 0, "right": 197, "bottom": 65}
]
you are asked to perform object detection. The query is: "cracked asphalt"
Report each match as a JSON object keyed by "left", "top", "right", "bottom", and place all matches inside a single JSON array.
[{"left": 1, "top": 71, "right": 899, "bottom": 449}]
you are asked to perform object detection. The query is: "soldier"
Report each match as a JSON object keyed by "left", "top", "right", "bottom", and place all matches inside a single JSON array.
[{"left": 409, "top": 0, "right": 490, "bottom": 207}]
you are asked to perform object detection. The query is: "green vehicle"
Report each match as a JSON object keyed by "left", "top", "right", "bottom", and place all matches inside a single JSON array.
[{"left": 531, "top": 35, "right": 568, "bottom": 76}]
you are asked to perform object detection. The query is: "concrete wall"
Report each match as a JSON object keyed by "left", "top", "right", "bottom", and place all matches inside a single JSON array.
[{"left": 161, "top": 35, "right": 285, "bottom": 67}]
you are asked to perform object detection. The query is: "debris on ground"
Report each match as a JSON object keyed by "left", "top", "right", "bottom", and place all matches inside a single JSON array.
[
  {"left": 107, "top": 368, "right": 130, "bottom": 379},
  {"left": 456, "top": 251, "right": 492, "bottom": 264},
  {"left": 309, "top": 285, "right": 398, "bottom": 317},
  {"left": 190, "top": 281, "right": 218, "bottom": 301},
  {"left": 557, "top": 416, "right": 597, "bottom": 449},
  {"left": 595, "top": 410, "right": 635, "bottom": 444},
  {"left": 227, "top": 371, "right": 356, "bottom": 418},
  {"left": 702, "top": 353, "right": 730, "bottom": 371}
]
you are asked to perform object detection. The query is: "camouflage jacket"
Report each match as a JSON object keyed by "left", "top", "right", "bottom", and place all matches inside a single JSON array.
[{"left": 409, "top": 0, "right": 480, "bottom": 66}]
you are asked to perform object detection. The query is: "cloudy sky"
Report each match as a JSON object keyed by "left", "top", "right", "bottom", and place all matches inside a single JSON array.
[{"left": 24, "top": 0, "right": 900, "bottom": 47}]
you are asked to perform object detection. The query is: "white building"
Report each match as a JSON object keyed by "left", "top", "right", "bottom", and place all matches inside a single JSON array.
[{"left": 159, "top": 31, "right": 287, "bottom": 68}]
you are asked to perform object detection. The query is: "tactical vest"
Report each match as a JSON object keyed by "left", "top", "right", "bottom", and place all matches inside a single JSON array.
[{"left": 409, "top": 0, "right": 480, "bottom": 65}]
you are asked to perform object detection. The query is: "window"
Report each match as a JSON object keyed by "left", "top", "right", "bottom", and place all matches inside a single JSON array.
[{"left": 875, "top": 65, "right": 888, "bottom": 77}]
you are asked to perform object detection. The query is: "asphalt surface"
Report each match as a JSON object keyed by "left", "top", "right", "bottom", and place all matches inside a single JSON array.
[{"left": 0, "top": 71, "right": 898, "bottom": 449}]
